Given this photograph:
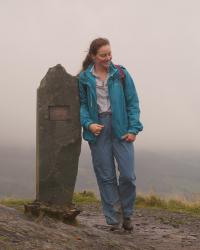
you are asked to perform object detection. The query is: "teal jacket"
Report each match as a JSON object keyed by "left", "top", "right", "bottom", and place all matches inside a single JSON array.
[{"left": 79, "top": 62, "right": 143, "bottom": 143}]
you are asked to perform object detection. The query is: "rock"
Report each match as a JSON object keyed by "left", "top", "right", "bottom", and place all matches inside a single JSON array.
[{"left": 36, "top": 64, "right": 81, "bottom": 205}]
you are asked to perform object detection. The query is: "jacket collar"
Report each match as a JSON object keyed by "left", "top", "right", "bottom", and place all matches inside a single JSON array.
[{"left": 84, "top": 62, "right": 118, "bottom": 81}]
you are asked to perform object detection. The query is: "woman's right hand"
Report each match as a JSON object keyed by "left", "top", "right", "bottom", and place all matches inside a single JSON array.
[{"left": 89, "top": 123, "right": 104, "bottom": 136}]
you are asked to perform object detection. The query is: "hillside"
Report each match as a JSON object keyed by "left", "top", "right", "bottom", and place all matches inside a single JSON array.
[{"left": 0, "top": 145, "right": 200, "bottom": 199}]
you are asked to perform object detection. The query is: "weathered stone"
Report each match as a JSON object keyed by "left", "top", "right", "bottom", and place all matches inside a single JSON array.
[
  {"left": 24, "top": 201, "right": 80, "bottom": 223},
  {"left": 36, "top": 64, "right": 81, "bottom": 206}
]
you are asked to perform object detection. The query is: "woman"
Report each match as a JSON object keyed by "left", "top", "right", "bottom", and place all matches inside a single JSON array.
[{"left": 79, "top": 38, "right": 143, "bottom": 231}]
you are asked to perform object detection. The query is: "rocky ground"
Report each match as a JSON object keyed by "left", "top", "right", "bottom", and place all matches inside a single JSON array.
[{"left": 0, "top": 203, "right": 200, "bottom": 250}]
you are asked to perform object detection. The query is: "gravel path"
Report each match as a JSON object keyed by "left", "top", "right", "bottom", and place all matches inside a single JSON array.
[{"left": 0, "top": 203, "right": 200, "bottom": 249}]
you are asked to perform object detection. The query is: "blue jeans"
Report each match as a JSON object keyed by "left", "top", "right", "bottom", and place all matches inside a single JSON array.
[{"left": 89, "top": 113, "right": 136, "bottom": 225}]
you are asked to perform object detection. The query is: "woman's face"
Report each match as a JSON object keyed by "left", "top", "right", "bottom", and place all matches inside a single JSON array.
[{"left": 92, "top": 44, "right": 112, "bottom": 69}]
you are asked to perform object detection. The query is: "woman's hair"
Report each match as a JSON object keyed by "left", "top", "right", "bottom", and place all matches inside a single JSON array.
[{"left": 81, "top": 37, "right": 110, "bottom": 71}]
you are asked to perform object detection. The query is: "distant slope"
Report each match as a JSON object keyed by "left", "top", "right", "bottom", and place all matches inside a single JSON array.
[
  {"left": 0, "top": 146, "right": 35, "bottom": 198},
  {"left": 0, "top": 145, "right": 200, "bottom": 198},
  {"left": 136, "top": 150, "right": 200, "bottom": 198}
]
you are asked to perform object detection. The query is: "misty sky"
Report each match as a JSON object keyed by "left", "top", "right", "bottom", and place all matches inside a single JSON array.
[{"left": 0, "top": 0, "right": 199, "bottom": 151}]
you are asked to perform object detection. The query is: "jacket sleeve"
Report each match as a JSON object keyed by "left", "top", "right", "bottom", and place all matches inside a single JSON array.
[
  {"left": 79, "top": 73, "right": 94, "bottom": 130},
  {"left": 123, "top": 69, "right": 143, "bottom": 135}
]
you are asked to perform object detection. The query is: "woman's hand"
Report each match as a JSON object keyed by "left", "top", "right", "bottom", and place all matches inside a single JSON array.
[
  {"left": 89, "top": 123, "right": 104, "bottom": 136},
  {"left": 122, "top": 133, "right": 136, "bottom": 142}
]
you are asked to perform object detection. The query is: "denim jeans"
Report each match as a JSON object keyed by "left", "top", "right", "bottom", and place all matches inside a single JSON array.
[{"left": 89, "top": 113, "right": 136, "bottom": 225}]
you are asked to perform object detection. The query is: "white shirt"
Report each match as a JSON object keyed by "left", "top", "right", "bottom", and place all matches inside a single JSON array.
[{"left": 91, "top": 66, "right": 111, "bottom": 113}]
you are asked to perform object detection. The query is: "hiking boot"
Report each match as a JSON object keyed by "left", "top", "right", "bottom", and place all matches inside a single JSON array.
[{"left": 122, "top": 217, "right": 133, "bottom": 231}]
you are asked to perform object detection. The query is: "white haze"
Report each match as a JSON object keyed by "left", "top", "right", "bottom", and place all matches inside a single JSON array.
[{"left": 0, "top": 0, "right": 200, "bottom": 152}]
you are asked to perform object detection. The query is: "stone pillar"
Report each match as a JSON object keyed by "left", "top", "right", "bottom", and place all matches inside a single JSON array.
[{"left": 25, "top": 64, "right": 81, "bottom": 222}]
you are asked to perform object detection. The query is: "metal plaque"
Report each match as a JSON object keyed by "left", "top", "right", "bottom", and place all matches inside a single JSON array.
[{"left": 49, "top": 106, "right": 71, "bottom": 121}]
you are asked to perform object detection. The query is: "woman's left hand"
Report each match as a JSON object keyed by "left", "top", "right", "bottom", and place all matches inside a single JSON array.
[{"left": 122, "top": 133, "right": 136, "bottom": 142}]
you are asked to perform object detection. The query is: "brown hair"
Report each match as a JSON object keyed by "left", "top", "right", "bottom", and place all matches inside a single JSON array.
[{"left": 81, "top": 37, "right": 110, "bottom": 71}]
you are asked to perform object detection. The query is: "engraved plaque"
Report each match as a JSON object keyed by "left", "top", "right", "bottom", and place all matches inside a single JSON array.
[{"left": 49, "top": 106, "right": 71, "bottom": 121}]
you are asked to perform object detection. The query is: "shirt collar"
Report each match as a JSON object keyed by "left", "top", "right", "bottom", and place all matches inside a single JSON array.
[
  {"left": 90, "top": 65, "right": 110, "bottom": 78},
  {"left": 85, "top": 62, "right": 118, "bottom": 80},
  {"left": 90, "top": 65, "right": 98, "bottom": 77}
]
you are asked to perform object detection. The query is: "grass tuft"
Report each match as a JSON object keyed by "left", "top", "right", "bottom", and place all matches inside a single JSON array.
[
  {"left": 136, "top": 194, "right": 167, "bottom": 208},
  {"left": 73, "top": 191, "right": 99, "bottom": 204},
  {"left": 136, "top": 193, "right": 200, "bottom": 215},
  {"left": 0, "top": 236, "right": 9, "bottom": 241},
  {"left": 0, "top": 198, "right": 32, "bottom": 207}
]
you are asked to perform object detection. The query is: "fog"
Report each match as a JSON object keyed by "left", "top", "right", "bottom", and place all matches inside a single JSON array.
[{"left": 0, "top": 0, "right": 200, "bottom": 152}]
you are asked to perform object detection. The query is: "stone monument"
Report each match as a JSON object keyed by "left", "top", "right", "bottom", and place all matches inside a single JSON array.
[{"left": 25, "top": 64, "right": 81, "bottom": 222}]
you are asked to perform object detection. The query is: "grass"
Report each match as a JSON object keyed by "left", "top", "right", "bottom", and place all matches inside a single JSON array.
[
  {"left": 0, "top": 198, "right": 32, "bottom": 207},
  {"left": 73, "top": 191, "right": 200, "bottom": 215},
  {"left": 0, "top": 191, "right": 99, "bottom": 207},
  {"left": 1, "top": 191, "right": 200, "bottom": 215},
  {"left": 136, "top": 193, "right": 200, "bottom": 215},
  {"left": 73, "top": 191, "right": 99, "bottom": 204},
  {"left": 0, "top": 236, "right": 9, "bottom": 241}
]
